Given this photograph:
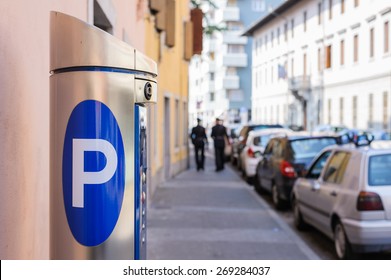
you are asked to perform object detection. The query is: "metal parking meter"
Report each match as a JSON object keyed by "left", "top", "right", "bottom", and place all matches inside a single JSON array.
[{"left": 50, "top": 12, "right": 157, "bottom": 259}]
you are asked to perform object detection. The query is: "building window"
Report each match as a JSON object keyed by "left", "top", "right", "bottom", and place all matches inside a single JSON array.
[
  {"left": 325, "top": 45, "right": 332, "bottom": 69},
  {"left": 354, "top": 34, "right": 359, "bottom": 62},
  {"left": 252, "top": 0, "right": 266, "bottom": 12},
  {"left": 277, "top": 27, "right": 280, "bottom": 44},
  {"left": 328, "top": 99, "right": 332, "bottom": 124},
  {"left": 94, "top": 0, "right": 113, "bottom": 34},
  {"left": 385, "top": 21, "right": 389, "bottom": 53},
  {"left": 265, "top": 68, "right": 267, "bottom": 84},
  {"left": 183, "top": 102, "right": 188, "bottom": 145},
  {"left": 340, "top": 97, "right": 344, "bottom": 124},
  {"left": 369, "top": 94, "right": 374, "bottom": 128},
  {"left": 318, "top": 48, "right": 322, "bottom": 72},
  {"left": 384, "top": 92, "right": 389, "bottom": 129},
  {"left": 258, "top": 38, "right": 262, "bottom": 53},
  {"left": 175, "top": 99, "right": 179, "bottom": 147},
  {"left": 318, "top": 2, "right": 322, "bottom": 25},
  {"left": 329, "top": 0, "right": 333, "bottom": 20},
  {"left": 303, "top": 11, "right": 307, "bottom": 32},
  {"left": 284, "top": 23, "right": 288, "bottom": 41},
  {"left": 341, "top": 0, "right": 345, "bottom": 14},
  {"left": 370, "top": 28, "right": 375, "bottom": 58},
  {"left": 340, "top": 39, "right": 345, "bottom": 65},
  {"left": 303, "top": 53, "right": 307, "bottom": 76},
  {"left": 265, "top": 34, "right": 268, "bottom": 50},
  {"left": 271, "top": 31, "right": 274, "bottom": 47},
  {"left": 291, "top": 19, "right": 295, "bottom": 38},
  {"left": 353, "top": 96, "right": 357, "bottom": 127},
  {"left": 210, "top": 92, "right": 215, "bottom": 102},
  {"left": 354, "top": 0, "right": 359, "bottom": 8},
  {"left": 228, "top": 45, "right": 244, "bottom": 53},
  {"left": 284, "top": 61, "right": 288, "bottom": 78}
]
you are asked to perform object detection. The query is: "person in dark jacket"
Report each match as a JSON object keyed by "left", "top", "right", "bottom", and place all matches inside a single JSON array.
[
  {"left": 211, "top": 118, "right": 229, "bottom": 172},
  {"left": 190, "top": 118, "right": 208, "bottom": 171}
]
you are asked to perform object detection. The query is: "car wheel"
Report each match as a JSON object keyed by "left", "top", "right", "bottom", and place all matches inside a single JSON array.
[
  {"left": 231, "top": 155, "right": 237, "bottom": 165},
  {"left": 237, "top": 158, "right": 242, "bottom": 170},
  {"left": 292, "top": 197, "right": 307, "bottom": 230},
  {"left": 254, "top": 174, "right": 264, "bottom": 194},
  {"left": 334, "top": 221, "right": 353, "bottom": 260},
  {"left": 272, "top": 183, "right": 284, "bottom": 210}
]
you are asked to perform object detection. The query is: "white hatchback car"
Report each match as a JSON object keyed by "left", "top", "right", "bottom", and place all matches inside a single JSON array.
[
  {"left": 239, "top": 128, "right": 292, "bottom": 181},
  {"left": 291, "top": 139, "right": 391, "bottom": 259}
]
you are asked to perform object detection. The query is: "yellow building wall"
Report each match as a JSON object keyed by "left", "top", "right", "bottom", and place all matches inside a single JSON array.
[{"left": 144, "top": 0, "right": 190, "bottom": 193}]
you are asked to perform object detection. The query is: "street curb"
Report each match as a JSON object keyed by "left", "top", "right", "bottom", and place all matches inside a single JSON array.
[{"left": 235, "top": 166, "right": 321, "bottom": 260}]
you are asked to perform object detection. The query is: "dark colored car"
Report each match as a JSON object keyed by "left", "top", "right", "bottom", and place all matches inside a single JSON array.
[
  {"left": 254, "top": 133, "right": 339, "bottom": 209},
  {"left": 231, "top": 124, "right": 283, "bottom": 168}
]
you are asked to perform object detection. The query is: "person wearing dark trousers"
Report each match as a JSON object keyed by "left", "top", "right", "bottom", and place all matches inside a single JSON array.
[
  {"left": 211, "top": 118, "right": 229, "bottom": 172},
  {"left": 190, "top": 118, "right": 208, "bottom": 171}
]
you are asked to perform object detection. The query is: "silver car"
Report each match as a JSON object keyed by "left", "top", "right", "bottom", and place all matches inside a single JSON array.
[{"left": 291, "top": 140, "right": 391, "bottom": 259}]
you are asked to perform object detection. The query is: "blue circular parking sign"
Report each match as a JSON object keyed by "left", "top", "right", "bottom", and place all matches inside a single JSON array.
[{"left": 63, "top": 100, "right": 125, "bottom": 246}]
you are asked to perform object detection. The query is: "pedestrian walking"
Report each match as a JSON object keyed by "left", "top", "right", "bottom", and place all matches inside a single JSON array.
[
  {"left": 211, "top": 118, "right": 229, "bottom": 172},
  {"left": 190, "top": 118, "right": 208, "bottom": 171}
]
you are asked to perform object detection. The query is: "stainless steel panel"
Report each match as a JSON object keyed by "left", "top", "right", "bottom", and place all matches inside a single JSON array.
[
  {"left": 50, "top": 71, "right": 135, "bottom": 259},
  {"left": 50, "top": 11, "right": 157, "bottom": 77}
]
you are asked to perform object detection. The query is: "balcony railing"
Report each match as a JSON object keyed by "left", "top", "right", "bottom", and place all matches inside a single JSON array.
[
  {"left": 222, "top": 31, "right": 247, "bottom": 45},
  {"left": 222, "top": 53, "right": 247, "bottom": 67},
  {"left": 223, "top": 75, "right": 240, "bottom": 90},
  {"left": 215, "top": 6, "right": 240, "bottom": 23},
  {"left": 288, "top": 76, "right": 311, "bottom": 92}
]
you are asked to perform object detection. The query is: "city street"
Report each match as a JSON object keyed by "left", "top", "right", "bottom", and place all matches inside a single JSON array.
[
  {"left": 147, "top": 148, "right": 319, "bottom": 260},
  {"left": 148, "top": 147, "right": 391, "bottom": 260}
]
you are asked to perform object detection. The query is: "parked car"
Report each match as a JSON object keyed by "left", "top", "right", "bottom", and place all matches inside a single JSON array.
[
  {"left": 255, "top": 133, "right": 339, "bottom": 209},
  {"left": 231, "top": 123, "right": 283, "bottom": 167},
  {"left": 239, "top": 128, "right": 292, "bottom": 182},
  {"left": 291, "top": 138, "right": 391, "bottom": 259}
]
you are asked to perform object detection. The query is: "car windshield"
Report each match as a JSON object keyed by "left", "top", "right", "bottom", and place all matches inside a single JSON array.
[
  {"left": 253, "top": 135, "right": 271, "bottom": 147},
  {"left": 290, "top": 138, "right": 337, "bottom": 159},
  {"left": 253, "top": 124, "right": 283, "bottom": 131},
  {"left": 368, "top": 154, "right": 391, "bottom": 186}
]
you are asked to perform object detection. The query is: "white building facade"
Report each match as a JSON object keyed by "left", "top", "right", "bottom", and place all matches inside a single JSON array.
[
  {"left": 245, "top": 0, "right": 391, "bottom": 131},
  {"left": 189, "top": 0, "right": 283, "bottom": 129}
]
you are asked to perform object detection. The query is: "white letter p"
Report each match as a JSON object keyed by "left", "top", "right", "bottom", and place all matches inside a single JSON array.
[{"left": 72, "top": 139, "right": 118, "bottom": 208}]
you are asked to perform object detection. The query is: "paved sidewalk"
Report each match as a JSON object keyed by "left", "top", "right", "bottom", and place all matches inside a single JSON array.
[{"left": 147, "top": 148, "right": 319, "bottom": 260}]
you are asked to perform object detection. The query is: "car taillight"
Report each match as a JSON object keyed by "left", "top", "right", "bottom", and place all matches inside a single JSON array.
[
  {"left": 247, "top": 148, "right": 255, "bottom": 158},
  {"left": 357, "top": 191, "right": 384, "bottom": 211},
  {"left": 280, "top": 160, "right": 296, "bottom": 178}
]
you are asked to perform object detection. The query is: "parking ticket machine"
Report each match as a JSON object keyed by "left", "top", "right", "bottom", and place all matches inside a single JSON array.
[{"left": 50, "top": 12, "right": 157, "bottom": 259}]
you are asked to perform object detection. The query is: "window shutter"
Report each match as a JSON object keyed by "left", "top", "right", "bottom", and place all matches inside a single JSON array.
[
  {"left": 165, "top": 0, "right": 176, "bottom": 47},
  {"left": 184, "top": 21, "right": 193, "bottom": 60},
  {"left": 191, "top": 8, "right": 203, "bottom": 55}
]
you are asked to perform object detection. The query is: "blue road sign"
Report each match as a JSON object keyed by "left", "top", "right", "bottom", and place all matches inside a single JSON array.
[{"left": 63, "top": 100, "right": 125, "bottom": 246}]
